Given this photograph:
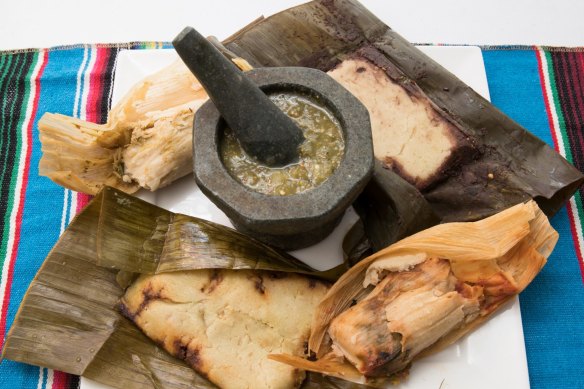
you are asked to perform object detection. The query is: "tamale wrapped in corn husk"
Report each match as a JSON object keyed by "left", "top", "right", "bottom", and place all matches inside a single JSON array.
[
  {"left": 223, "top": 0, "right": 584, "bottom": 222},
  {"left": 39, "top": 59, "right": 208, "bottom": 194},
  {"left": 37, "top": 47, "right": 257, "bottom": 195},
  {"left": 271, "top": 200, "right": 558, "bottom": 387},
  {"left": 1, "top": 187, "right": 365, "bottom": 389}
]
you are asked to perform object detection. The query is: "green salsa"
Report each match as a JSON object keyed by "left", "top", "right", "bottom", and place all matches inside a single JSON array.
[{"left": 220, "top": 93, "right": 345, "bottom": 196}]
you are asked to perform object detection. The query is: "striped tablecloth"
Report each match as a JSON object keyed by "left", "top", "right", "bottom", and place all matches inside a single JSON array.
[{"left": 0, "top": 43, "right": 582, "bottom": 389}]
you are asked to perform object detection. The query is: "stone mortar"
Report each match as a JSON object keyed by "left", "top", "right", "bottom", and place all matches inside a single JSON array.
[{"left": 193, "top": 66, "right": 373, "bottom": 250}]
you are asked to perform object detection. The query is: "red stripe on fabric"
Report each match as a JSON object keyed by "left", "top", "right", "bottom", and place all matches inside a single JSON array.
[
  {"left": 85, "top": 47, "right": 109, "bottom": 123},
  {"left": 535, "top": 49, "right": 561, "bottom": 153},
  {"left": 568, "top": 52, "right": 584, "bottom": 151},
  {"left": 51, "top": 370, "right": 67, "bottom": 389},
  {"left": 75, "top": 47, "right": 109, "bottom": 214},
  {"left": 550, "top": 51, "right": 584, "bottom": 282},
  {"left": 539, "top": 50, "right": 584, "bottom": 283},
  {"left": 0, "top": 51, "right": 48, "bottom": 346},
  {"left": 577, "top": 52, "right": 584, "bottom": 156},
  {"left": 564, "top": 53, "right": 584, "bottom": 150},
  {"left": 75, "top": 193, "right": 92, "bottom": 214},
  {"left": 564, "top": 52, "right": 584, "bottom": 283},
  {"left": 566, "top": 204, "right": 584, "bottom": 283}
]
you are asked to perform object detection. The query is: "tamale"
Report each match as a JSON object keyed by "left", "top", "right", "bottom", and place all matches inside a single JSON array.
[
  {"left": 223, "top": 0, "right": 584, "bottom": 221},
  {"left": 1, "top": 187, "right": 360, "bottom": 389},
  {"left": 39, "top": 59, "right": 207, "bottom": 194},
  {"left": 120, "top": 270, "right": 328, "bottom": 389},
  {"left": 271, "top": 200, "right": 558, "bottom": 386}
]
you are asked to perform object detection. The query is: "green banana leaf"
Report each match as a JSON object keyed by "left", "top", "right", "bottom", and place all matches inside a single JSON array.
[{"left": 1, "top": 187, "right": 357, "bottom": 388}]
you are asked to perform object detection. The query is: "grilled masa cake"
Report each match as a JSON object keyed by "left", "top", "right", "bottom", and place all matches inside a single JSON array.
[{"left": 120, "top": 269, "right": 329, "bottom": 389}]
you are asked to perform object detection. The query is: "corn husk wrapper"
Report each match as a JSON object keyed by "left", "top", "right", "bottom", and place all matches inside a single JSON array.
[
  {"left": 271, "top": 200, "right": 558, "bottom": 387},
  {"left": 39, "top": 59, "right": 207, "bottom": 194},
  {"left": 37, "top": 46, "right": 257, "bottom": 196},
  {"left": 223, "top": 0, "right": 583, "bottom": 222},
  {"left": 1, "top": 187, "right": 364, "bottom": 389}
]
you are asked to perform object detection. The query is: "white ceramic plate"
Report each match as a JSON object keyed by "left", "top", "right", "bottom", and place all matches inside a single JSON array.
[{"left": 82, "top": 46, "right": 529, "bottom": 389}]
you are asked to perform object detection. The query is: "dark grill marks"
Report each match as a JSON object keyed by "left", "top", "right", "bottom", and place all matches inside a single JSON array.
[
  {"left": 201, "top": 269, "right": 223, "bottom": 294},
  {"left": 173, "top": 339, "right": 205, "bottom": 376},
  {"left": 185, "top": 346, "right": 203, "bottom": 370},
  {"left": 118, "top": 282, "right": 164, "bottom": 320},
  {"left": 253, "top": 274, "right": 266, "bottom": 294},
  {"left": 117, "top": 301, "right": 136, "bottom": 321}
]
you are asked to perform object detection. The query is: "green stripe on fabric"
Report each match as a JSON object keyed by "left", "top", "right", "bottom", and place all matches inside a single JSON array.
[
  {"left": 0, "top": 54, "right": 12, "bottom": 89},
  {"left": 0, "top": 52, "right": 37, "bottom": 271},
  {"left": 0, "top": 54, "right": 28, "bottom": 192},
  {"left": 9, "top": 51, "right": 38, "bottom": 187},
  {"left": 544, "top": 51, "right": 584, "bottom": 245},
  {"left": 0, "top": 54, "right": 16, "bottom": 269},
  {"left": 1, "top": 54, "right": 27, "bottom": 178},
  {"left": 0, "top": 54, "right": 15, "bottom": 153},
  {"left": 576, "top": 188, "right": 584, "bottom": 231},
  {"left": 0, "top": 53, "right": 22, "bottom": 230},
  {"left": 544, "top": 51, "right": 574, "bottom": 163},
  {"left": 0, "top": 55, "right": 7, "bottom": 83}
]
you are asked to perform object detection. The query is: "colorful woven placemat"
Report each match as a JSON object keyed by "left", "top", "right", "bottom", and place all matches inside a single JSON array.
[{"left": 0, "top": 43, "right": 582, "bottom": 389}]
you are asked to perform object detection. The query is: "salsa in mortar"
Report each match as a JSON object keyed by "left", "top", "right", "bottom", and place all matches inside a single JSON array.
[{"left": 220, "top": 93, "right": 345, "bottom": 196}]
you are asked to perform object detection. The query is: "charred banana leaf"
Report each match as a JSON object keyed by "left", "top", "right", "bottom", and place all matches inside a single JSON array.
[{"left": 224, "top": 0, "right": 584, "bottom": 222}]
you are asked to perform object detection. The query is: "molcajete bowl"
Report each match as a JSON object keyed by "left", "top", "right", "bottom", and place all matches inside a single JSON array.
[{"left": 193, "top": 67, "right": 373, "bottom": 250}]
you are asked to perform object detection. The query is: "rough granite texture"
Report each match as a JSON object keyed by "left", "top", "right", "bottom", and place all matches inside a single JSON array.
[
  {"left": 174, "top": 27, "right": 304, "bottom": 167},
  {"left": 193, "top": 67, "right": 373, "bottom": 249}
]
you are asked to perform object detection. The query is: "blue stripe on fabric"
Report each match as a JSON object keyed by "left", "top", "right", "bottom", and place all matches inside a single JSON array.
[
  {"left": 42, "top": 368, "right": 48, "bottom": 389},
  {"left": 0, "top": 48, "right": 86, "bottom": 389},
  {"left": 483, "top": 50, "right": 554, "bottom": 147},
  {"left": 76, "top": 46, "right": 91, "bottom": 119},
  {"left": 483, "top": 50, "right": 584, "bottom": 389},
  {"left": 68, "top": 189, "right": 73, "bottom": 225},
  {"left": 60, "top": 189, "right": 69, "bottom": 233}
]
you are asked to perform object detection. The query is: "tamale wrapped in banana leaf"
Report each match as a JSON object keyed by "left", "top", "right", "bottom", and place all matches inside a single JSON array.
[
  {"left": 272, "top": 200, "right": 558, "bottom": 387},
  {"left": 223, "top": 0, "right": 584, "bottom": 222},
  {"left": 1, "top": 187, "right": 364, "bottom": 389}
]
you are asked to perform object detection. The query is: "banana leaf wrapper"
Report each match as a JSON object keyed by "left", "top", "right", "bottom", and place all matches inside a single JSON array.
[
  {"left": 224, "top": 0, "right": 584, "bottom": 222},
  {"left": 1, "top": 187, "right": 362, "bottom": 389},
  {"left": 271, "top": 200, "right": 558, "bottom": 387},
  {"left": 342, "top": 161, "right": 440, "bottom": 266}
]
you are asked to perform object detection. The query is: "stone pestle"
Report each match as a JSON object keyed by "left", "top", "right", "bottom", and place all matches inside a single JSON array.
[{"left": 173, "top": 27, "right": 304, "bottom": 167}]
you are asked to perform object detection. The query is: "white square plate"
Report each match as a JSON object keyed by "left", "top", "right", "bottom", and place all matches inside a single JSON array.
[{"left": 82, "top": 46, "right": 529, "bottom": 389}]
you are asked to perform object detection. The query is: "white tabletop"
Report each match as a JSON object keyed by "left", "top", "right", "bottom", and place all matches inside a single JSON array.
[{"left": 1, "top": 0, "right": 583, "bottom": 51}]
